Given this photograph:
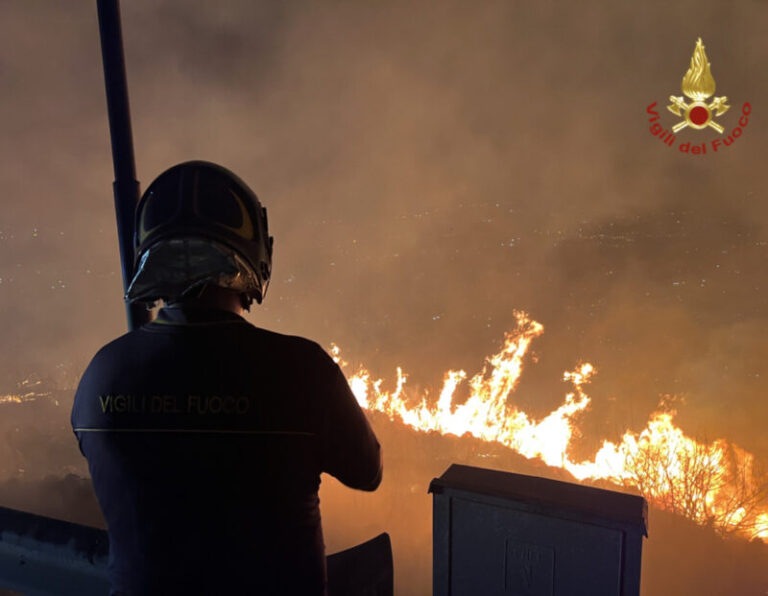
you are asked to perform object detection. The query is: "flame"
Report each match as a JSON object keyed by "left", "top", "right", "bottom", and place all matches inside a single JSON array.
[
  {"left": 333, "top": 311, "right": 768, "bottom": 542},
  {"left": 682, "top": 38, "right": 716, "bottom": 101}
]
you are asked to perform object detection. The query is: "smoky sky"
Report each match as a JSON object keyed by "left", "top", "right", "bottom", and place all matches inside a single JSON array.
[{"left": 1, "top": 0, "right": 768, "bottom": 464}]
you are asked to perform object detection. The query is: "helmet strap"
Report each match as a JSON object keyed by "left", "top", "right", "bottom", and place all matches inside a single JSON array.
[{"left": 240, "top": 293, "right": 254, "bottom": 312}]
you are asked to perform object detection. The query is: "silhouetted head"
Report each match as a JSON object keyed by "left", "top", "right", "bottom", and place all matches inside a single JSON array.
[{"left": 126, "top": 161, "right": 274, "bottom": 310}]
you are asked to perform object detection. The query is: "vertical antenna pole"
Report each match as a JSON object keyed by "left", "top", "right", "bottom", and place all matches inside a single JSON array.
[{"left": 96, "top": 0, "right": 149, "bottom": 330}]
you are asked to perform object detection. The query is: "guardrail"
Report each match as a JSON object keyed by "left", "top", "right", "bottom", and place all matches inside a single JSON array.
[{"left": 0, "top": 506, "right": 392, "bottom": 595}]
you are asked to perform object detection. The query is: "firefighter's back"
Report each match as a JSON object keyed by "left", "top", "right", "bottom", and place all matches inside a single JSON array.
[{"left": 73, "top": 305, "right": 345, "bottom": 594}]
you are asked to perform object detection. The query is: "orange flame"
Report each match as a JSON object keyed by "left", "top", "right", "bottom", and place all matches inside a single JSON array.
[{"left": 332, "top": 311, "right": 768, "bottom": 542}]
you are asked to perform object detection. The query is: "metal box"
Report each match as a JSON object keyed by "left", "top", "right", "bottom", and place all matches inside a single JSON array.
[{"left": 429, "top": 464, "right": 648, "bottom": 596}]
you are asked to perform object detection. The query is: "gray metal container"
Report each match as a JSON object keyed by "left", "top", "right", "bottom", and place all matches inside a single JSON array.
[{"left": 429, "top": 464, "right": 648, "bottom": 596}]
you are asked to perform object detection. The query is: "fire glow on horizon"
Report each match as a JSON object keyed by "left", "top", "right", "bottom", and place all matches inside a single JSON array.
[{"left": 332, "top": 312, "right": 768, "bottom": 542}]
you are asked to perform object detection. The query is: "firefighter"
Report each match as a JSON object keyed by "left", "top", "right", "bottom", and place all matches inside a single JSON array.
[{"left": 71, "top": 161, "right": 382, "bottom": 595}]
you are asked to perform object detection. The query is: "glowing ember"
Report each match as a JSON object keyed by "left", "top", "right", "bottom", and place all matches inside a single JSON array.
[
  {"left": 331, "top": 311, "right": 768, "bottom": 542},
  {"left": 0, "top": 395, "right": 25, "bottom": 404}
]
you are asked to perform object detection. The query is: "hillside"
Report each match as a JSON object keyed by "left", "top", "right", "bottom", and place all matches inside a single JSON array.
[{"left": 0, "top": 399, "right": 765, "bottom": 594}]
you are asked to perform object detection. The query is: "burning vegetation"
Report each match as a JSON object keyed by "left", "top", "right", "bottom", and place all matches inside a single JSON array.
[{"left": 332, "top": 311, "right": 768, "bottom": 542}]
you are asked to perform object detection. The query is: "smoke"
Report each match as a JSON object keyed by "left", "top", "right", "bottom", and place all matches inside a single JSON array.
[{"left": 1, "top": 0, "right": 768, "bottom": 593}]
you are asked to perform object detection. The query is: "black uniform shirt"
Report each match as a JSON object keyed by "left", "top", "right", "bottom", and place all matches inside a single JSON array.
[{"left": 71, "top": 305, "right": 382, "bottom": 595}]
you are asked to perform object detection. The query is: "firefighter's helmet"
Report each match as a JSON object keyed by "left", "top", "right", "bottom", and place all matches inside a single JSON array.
[{"left": 126, "top": 161, "right": 273, "bottom": 305}]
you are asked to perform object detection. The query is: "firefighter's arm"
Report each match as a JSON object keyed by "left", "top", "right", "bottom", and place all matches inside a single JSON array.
[
  {"left": 70, "top": 355, "right": 101, "bottom": 457},
  {"left": 321, "top": 359, "right": 382, "bottom": 491}
]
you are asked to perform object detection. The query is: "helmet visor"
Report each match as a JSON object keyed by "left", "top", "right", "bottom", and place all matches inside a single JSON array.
[{"left": 125, "top": 237, "right": 264, "bottom": 304}]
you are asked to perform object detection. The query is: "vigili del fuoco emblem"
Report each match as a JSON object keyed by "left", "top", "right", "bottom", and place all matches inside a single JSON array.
[
  {"left": 667, "top": 37, "right": 729, "bottom": 133},
  {"left": 646, "top": 37, "right": 751, "bottom": 155}
]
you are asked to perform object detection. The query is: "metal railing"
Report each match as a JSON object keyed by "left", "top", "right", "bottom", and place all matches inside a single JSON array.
[{"left": 0, "top": 506, "right": 392, "bottom": 596}]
